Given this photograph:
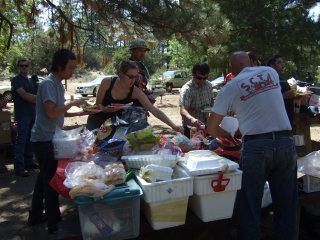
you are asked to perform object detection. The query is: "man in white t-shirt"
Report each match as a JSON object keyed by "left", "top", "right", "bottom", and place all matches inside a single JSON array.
[{"left": 207, "top": 51, "right": 297, "bottom": 240}]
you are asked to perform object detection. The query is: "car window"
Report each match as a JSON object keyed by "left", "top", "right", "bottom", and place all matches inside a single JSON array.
[
  {"left": 163, "top": 71, "right": 175, "bottom": 78},
  {"left": 175, "top": 72, "right": 182, "bottom": 78},
  {"left": 92, "top": 77, "right": 105, "bottom": 84},
  {"left": 182, "top": 72, "right": 187, "bottom": 78}
]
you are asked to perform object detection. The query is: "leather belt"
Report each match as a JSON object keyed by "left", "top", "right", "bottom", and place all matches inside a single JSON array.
[{"left": 243, "top": 130, "right": 292, "bottom": 141}]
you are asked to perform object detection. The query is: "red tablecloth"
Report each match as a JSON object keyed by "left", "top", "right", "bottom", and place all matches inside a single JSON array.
[{"left": 49, "top": 159, "right": 76, "bottom": 199}]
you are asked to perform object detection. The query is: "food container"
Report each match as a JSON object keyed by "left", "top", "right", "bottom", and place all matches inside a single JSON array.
[
  {"left": 181, "top": 150, "right": 239, "bottom": 176},
  {"left": 74, "top": 179, "right": 143, "bottom": 240},
  {"left": 189, "top": 169, "right": 242, "bottom": 222},
  {"left": 136, "top": 166, "right": 193, "bottom": 230},
  {"left": 121, "top": 154, "right": 178, "bottom": 169},
  {"left": 141, "top": 164, "right": 173, "bottom": 182}
]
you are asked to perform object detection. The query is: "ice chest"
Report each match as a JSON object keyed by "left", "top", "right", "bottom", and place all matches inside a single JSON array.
[
  {"left": 74, "top": 179, "right": 143, "bottom": 240},
  {"left": 136, "top": 166, "right": 193, "bottom": 230},
  {"left": 189, "top": 169, "right": 242, "bottom": 222}
]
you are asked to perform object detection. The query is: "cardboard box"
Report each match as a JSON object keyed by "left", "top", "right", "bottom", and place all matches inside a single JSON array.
[{"left": 0, "top": 111, "right": 11, "bottom": 145}]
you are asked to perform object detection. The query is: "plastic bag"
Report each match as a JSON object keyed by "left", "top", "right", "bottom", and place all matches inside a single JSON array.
[
  {"left": 96, "top": 117, "right": 128, "bottom": 146},
  {"left": 190, "top": 132, "right": 207, "bottom": 150},
  {"left": 53, "top": 126, "right": 83, "bottom": 159},
  {"left": 170, "top": 133, "right": 195, "bottom": 152},
  {"left": 140, "top": 164, "right": 173, "bottom": 182},
  {"left": 69, "top": 182, "right": 114, "bottom": 199},
  {"left": 297, "top": 150, "right": 320, "bottom": 178},
  {"left": 152, "top": 136, "right": 182, "bottom": 155},
  {"left": 261, "top": 182, "right": 272, "bottom": 208},
  {"left": 63, "top": 162, "right": 106, "bottom": 188},
  {"left": 125, "top": 125, "right": 160, "bottom": 147},
  {"left": 99, "top": 138, "right": 126, "bottom": 157}
]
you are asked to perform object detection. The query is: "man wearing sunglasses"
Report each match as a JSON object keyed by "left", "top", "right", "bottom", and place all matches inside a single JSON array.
[
  {"left": 179, "top": 62, "right": 213, "bottom": 138},
  {"left": 11, "top": 58, "right": 38, "bottom": 177}
]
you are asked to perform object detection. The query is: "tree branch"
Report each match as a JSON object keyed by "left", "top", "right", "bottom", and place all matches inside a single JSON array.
[
  {"left": 44, "top": 0, "right": 94, "bottom": 32},
  {"left": 0, "top": 11, "right": 14, "bottom": 50}
]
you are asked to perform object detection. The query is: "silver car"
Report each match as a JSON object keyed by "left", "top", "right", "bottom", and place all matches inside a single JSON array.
[
  {"left": 75, "top": 75, "right": 117, "bottom": 97},
  {"left": 0, "top": 83, "right": 12, "bottom": 101}
]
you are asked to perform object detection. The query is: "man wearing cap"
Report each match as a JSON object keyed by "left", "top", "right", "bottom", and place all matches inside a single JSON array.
[
  {"left": 129, "top": 38, "right": 155, "bottom": 103},
  {"left": 121, "top": 38, "right": 155, "bottom": 124}
]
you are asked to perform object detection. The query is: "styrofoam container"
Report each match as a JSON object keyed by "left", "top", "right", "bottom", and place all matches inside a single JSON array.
[
  {"left": 179, "top": 151, "right": 239, "bottom": 176},
  {"left": 185, "top": 150, "right": 239, "bottom": 171},
  {"left": 189, "top": 169, "right": 242, "bottom": 222},
  {"left": 136, "top": 166, "right": 193, "bottom": 230},
  {"left": 298, "top": 174, "right": 320, "bottom": 193},
  {"left": 75, "top": 179, "right": 142, "bottom": 240},
  {"left": 121, "top": 154, "right": 178, "bottom": 169}
]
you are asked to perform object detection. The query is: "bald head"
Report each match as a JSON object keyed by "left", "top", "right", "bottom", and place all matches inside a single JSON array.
[{"left": 230, "top": 51, "right": 251, "bottom": 76}]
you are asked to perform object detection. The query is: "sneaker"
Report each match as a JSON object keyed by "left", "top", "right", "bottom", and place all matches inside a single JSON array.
[
  {"left": 25, "top": 163, "right": 40, "bottom": 170},
  {"left": 15, "top": 170, "right": 30, "bottom": 177}
]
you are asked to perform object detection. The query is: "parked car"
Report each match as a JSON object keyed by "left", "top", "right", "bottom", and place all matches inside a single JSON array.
[
  {"left": 0, "top": 83, "right": 12, "bottom": 101},
  {"left": 211, "top": 76, "right": 224, "bottom": 99},
  {"left": 75, "top": 75, "right": 117, "bottom": 97},
  {"left": 150, "top": 70, "right": 190, "bottom": 92}
]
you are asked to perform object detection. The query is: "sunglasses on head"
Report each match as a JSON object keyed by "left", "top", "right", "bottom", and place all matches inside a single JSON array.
[
  {"left": 19, "top": 64, "right": 29, "bottom": 67},
  {"left": 125, "top": 73, "right": 138, "bottom": 80},
  {"left": 195, "top": 75, "right": 208, "bottom": 80}
]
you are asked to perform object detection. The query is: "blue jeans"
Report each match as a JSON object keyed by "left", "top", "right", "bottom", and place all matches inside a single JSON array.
[
  {"left": 30, "top": 141, "right": 60, "bottom": 229},
  {"left": 14, "top": 115, "right": 35, "bottom": 172},
  {"left": 237, "top": 137, "right": 298, "bottom": 240}
]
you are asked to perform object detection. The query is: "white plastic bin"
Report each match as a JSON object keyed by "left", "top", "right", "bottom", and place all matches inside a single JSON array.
[
  {"left": 136, "top": 166, "right": 193, "bottom": 230},
  {"left": 189, "top": 169, "right": 242, "bottom": 222}
]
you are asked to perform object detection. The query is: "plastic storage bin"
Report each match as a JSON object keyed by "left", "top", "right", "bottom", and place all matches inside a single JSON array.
[
  {"left": 189, "top": 169, "right": 242, "bottom": 222},
  {"left": 136, "top": 166, "right": 193, "bottom": 230},
  {"left": 74, "top": 179, "right": 143, "bottom": 240}
]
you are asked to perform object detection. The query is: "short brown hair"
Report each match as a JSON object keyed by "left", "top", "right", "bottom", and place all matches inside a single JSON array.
[
  {"left": 17, "top": 58, "right": 28, "bottom": 66},
  {"left": 118, "top": 60, "right": 138, "bottom": 75}
]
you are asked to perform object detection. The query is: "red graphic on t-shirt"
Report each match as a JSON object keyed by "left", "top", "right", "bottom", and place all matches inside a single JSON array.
[{"left": 239, "top": 71, "right": 279, "bottom": 100}]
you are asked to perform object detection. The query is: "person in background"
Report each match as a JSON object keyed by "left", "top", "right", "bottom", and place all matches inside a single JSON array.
[
  {"left": 179, "top": 63, "right": 213, "bottom": 138},
  {"left": 0, "top": 93, "right": 7, "bottom": 111},
  {"left": 207, "top": 51, "right": 297, "bottom": 240},
  {"left": 247, "top": 51, "right": 261, "bottom": 67},
  {"left": 28, "top": 49, "right": 89, "bottom": 234},
  {"left": 86, "top": 60, "right": 183, "bottom": 133},
  {"left": 267, "top": 55, "right": 295, "bottom": 126},
  {"left": 119, "top": 38, "right": 156, "bottom": 124},
  {"left": 11, "top": 58, "right": 38, "bottom": 177}
]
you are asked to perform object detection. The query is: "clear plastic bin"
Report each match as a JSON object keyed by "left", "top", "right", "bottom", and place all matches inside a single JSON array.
[{"left": 74, "top": 179, "right": 143, "bottom": 240}]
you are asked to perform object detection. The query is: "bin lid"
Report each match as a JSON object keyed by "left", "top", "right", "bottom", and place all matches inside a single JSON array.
[{"left": 74, "top": 179, "right": 143, "bottom": 205}]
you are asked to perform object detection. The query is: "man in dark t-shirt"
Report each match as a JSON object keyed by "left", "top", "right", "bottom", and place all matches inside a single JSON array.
[
  {"left": 11, "top": 58, "right": 38, "bottom": 177},
  {"left": 267, "top": 55, "right": 295, "bottom": 125}
]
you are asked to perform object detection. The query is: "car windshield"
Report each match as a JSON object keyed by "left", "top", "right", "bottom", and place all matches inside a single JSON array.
[
  {"left": 92, "top": 77, "right": 105, "bottom": 84},
  {"left": 163, "top": 71, "right": 175, "bottom": 78}
]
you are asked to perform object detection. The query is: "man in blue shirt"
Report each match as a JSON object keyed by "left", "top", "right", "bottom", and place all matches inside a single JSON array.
[{"left": 11, "top": 58, "right": 38, "bottom": 177}]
